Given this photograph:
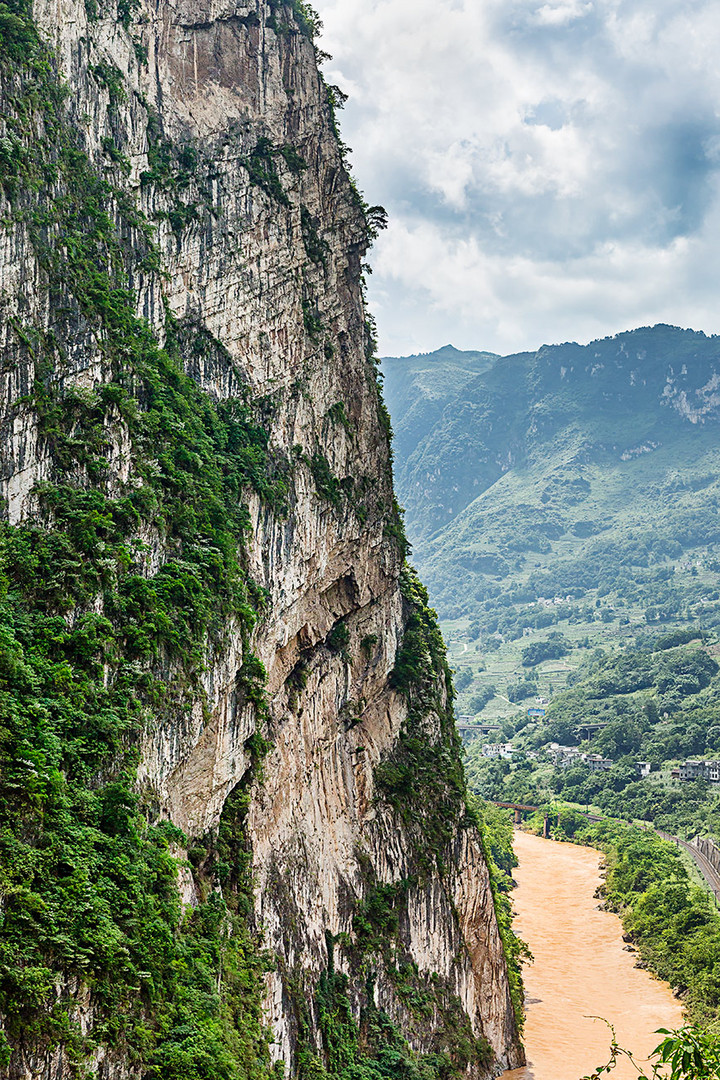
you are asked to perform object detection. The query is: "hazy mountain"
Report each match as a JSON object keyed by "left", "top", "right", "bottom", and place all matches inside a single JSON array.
[
  {"left": 382, "top": 344, "right": 498, "bottom": 466},
  {"left": 382, "top": 326, "right": 720, "bottom": 626}
]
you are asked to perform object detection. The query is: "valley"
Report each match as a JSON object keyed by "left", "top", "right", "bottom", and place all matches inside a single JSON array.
[
  {"left": 383, "top": 328, "right": 720, "bottom": 840},
  {"left": 379, "top": 325, "right": 720, "bottom": 1070},
  {"left": 2, "top": 0, "right": 719, "bottom": 1073}
]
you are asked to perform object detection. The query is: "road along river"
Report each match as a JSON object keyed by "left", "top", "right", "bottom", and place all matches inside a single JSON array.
[{"left": 502, "top": 829, "right": 684, "bottom": 1080}]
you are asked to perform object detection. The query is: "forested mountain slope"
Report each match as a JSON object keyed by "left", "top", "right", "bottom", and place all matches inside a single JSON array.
[
  {"left": 383, "top": 327, "right": 720, "bottom": 625},
  {"left": 382, "top": 345, "right": 498, "bottom": 468}
]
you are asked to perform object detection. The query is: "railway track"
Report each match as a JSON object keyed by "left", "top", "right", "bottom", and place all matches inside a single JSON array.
[{"left": 657, "top": 830, "right": 720, "bottom": 906}]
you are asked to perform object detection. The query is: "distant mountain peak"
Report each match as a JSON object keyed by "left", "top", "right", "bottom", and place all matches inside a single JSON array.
[
  {"left": 381, "top": 343, "right": 499, "bottom": 364},
  {"left": 383, "top": 324, "right": 720, "bottom": 581}
]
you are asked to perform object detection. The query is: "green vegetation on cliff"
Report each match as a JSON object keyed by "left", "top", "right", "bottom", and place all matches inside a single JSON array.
[
  {"left": 0, "top": 5, "right": 519, "bottom": 1080},
  {"left": 364, "top": 565, "right": 524, "bottom": 1069},
  {"left": 377, "top": 565, "right": 466, "bottom": 862},
  {"left": 0, "top": 2, "right": 288, "bottom": 1072},
  {"left": 291, "top": 933, "right": 493, "bottom": 1080},
  {"left": 470, "top": 799, "right": 528, "bottom": 1030}
]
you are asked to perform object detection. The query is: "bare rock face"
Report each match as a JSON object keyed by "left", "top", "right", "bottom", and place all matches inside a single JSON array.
[{"left": 0, "top": 0, "right": 522, "bottom": 1075}]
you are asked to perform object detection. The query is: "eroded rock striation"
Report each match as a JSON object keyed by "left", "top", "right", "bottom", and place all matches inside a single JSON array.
[{"left": 0, "top": 1, "right": 523, "bottom": 1076}]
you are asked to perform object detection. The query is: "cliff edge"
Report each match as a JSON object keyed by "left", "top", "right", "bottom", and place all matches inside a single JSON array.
[{"left": 0, "top": 1, "right": 523, "bottom": 1075}]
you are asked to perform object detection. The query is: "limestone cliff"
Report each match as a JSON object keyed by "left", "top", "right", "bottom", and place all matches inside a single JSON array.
[{"left": 0, "top": 1, "right": 523, "bottom": 1076}]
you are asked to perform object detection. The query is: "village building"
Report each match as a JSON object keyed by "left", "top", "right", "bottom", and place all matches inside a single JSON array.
[
  {"left": 548, "top": 743, "right": 583, "bottom": 768},
  {"left": 482, "top": 742, "right": 515, "bottom": 760},
  {"left": 678, "top": 760, "right": 720, "bottom": 782},
  {"left": 548, "top": 744, "right": 613, "bottom": 771},
  {"left": 583, "top": 753, "right": 613, "bottom": 773}
]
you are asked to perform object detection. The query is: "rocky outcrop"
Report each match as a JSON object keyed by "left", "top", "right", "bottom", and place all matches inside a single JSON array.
[{"left": 0, "top": 0, "right": 522, "bottom": 1075}]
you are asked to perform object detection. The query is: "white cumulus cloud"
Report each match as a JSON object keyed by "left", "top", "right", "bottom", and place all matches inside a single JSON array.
[
  {"left": 313, "top": 0, "right": 720, "bottom": 355},
  {"left": 532, "top": 1, "right": 594, "bottom": 28}
]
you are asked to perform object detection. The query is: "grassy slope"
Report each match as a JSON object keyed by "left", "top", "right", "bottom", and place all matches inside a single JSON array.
[
  {"left": 381, "top": 346, "right": 498, "bottom": 471},
  {"left": 382, "top": 328, "right": 720, "bottom": 724}
]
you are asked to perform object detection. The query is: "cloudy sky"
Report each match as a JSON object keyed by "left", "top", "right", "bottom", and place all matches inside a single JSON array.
[{"left": 313, "top": 0, "right": 720, "bottom": 357}]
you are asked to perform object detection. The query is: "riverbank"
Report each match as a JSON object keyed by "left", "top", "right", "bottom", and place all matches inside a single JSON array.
[{"left": 502, "top": 829, "right": 684, "bottom": 1080}]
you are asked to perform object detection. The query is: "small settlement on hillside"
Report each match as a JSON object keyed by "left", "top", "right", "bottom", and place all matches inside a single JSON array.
[
  {"left": 478, "top": 742, "right": 720, "bottom": 784},
  {"left": 673, "top": 760, "right": 720, "bottom": 782}
]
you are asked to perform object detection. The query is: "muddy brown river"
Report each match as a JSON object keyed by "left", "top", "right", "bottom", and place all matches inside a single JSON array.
[{"left": 502, "top": 829, "right": 684, "bottom": 1080}]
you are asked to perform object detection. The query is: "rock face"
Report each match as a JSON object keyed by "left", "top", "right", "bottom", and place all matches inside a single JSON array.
[{"left": 0, "top": 1, "right": 522, "bottom": 1075}]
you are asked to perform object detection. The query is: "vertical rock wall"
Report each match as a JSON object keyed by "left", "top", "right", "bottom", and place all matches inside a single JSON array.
[{"left": 0, "top": 0, "right": 523, "bottom": 1074}]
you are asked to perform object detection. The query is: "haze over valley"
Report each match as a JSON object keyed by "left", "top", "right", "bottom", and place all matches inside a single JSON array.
[{"left": 383, "top": 325, "right": 720, "bottom": 838}]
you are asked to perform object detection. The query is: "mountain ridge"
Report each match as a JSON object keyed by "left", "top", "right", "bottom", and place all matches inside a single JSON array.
[
  {"left": 382, "top": 324, "right": 720, "bottom": 729},
  {"left": 384, "top": 324, "right": 720, "bottom": 548}
]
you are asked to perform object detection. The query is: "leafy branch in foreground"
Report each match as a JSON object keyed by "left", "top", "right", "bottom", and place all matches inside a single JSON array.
[{"left": 582, "top": 1024, "right": 720, "bottom": 1080}]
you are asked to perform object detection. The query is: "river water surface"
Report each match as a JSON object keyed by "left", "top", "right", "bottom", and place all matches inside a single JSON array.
[{"left": 502, "top": 829, "right": 684, "bottom": 1080}]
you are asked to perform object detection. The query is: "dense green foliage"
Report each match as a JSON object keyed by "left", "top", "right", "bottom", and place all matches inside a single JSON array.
[
  {"left": 585, "top": 1024, "right": 720, "bottom": 1079},
  {"left": 465, "top": 638, "right": 720, "bottom": 837},
  {"left": 0, "top": 6, "right": 289, "bottom": 1073},
  {"left": 376, "top": 565, "right": 466, "bottom": 863},
  {"left": 529, "top": 817, "right": 720, "bottom": 1025},
  {"left": 292, "top": 936, "right": 493, "bottom": 1080},
  {"left": 453, "top": 667, "right": 473, "bottom": 692},
  {"left": 267, "top": 0, "right": 321, "bottom": 39},
  {"left": 521, "top": 633, "right": 569, "bottom": 667},
  {"left": 470, "top": 800, "right": 528, "bottom": 1028}
]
